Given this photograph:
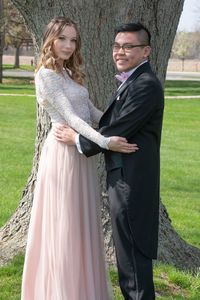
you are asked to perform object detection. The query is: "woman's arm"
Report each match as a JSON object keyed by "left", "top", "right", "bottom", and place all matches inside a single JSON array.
[
  {"left": 87, "top": 99, "right": 103, "bottom": 124},
  {"left": 36, "top": 68, "right": 110, "bottom": 149}
]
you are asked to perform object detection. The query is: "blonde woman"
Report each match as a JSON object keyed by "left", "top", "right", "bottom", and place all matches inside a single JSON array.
[{"left": 21, "top": 16, "right": 137, "bottom": 300}]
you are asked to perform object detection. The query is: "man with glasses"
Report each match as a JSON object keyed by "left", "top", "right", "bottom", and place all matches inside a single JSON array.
[{"left": 55, "top": 23, "right": 164, "bottom": 299}]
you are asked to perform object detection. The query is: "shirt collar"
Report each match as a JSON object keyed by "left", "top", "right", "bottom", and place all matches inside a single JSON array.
[
  {"left": 117, "top": 60, "right": 148, "bottom": 89},
  {"left": 124, "top": 60, "right": 148, "bottom": 78}
]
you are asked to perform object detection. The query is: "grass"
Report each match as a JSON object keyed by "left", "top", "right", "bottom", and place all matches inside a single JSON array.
[
  {"left": 1, "top": 76, "right": 35, "bottom": 90},
  {"left": 0, "top": 257, "right": 199, "bottom": 300},
  {"left": 0, "top": 255, "right": 24, "bottom": 300},
  {"left": 0, "top": 79, "right": 36, "bottom": 227},
  {"left": 111, "top": 264, "right": 200, "bottom": 300},
  {"left": 165, "top": 80, "right": 200, "bottom": 96},
  {"left": 160, "top": 99, "right": 200, "bottom": 248},
  {"left": 0, "top": 82, "right": 35, "bottom": 95},
  {"left": 0, "top": 84, "right": 34, "bottom": 95},
  {"left": 0, "top": 78, "right": 200, "bottom": 299},
  {"left": 3, "top": 64, "right": 35, "bottom": 72},
  {"left": 154, "top": 264, "right": 200, "bottom": 299}
]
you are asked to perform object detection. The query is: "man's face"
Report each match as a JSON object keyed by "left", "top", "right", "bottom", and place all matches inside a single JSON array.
[{"left": 112, "top": 31, "right": 151, "bottom": 72}]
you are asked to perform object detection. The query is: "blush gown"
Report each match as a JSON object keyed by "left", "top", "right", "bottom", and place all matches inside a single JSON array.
[{"left": 21, "top": 67, "right": 113, "bottom": 300}]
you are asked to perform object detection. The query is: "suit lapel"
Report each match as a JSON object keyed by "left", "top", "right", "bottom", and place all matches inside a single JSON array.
[
  {"left": 102, "top": 79, "right": 132, "bottom": 117},
  {"left": 103, "top": 62, "right": 151, "bottom": 117}
]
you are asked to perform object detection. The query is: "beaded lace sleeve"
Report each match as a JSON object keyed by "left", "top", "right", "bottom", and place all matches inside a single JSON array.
[
  {"left": 87, "top": 99, "right": 103, "bottom": 124},
  {"left": 36, "top": 68, "right": 110, "bottom": 149}
]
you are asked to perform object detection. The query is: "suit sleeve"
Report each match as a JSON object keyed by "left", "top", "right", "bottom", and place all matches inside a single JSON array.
[{"left": 80, "top": 76, "right": 163, "bottom": 157}]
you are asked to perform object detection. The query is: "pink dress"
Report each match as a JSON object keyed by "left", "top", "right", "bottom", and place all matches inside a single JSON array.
[{"left": 21, "top": 67, "right": 113, "bottom": 300}]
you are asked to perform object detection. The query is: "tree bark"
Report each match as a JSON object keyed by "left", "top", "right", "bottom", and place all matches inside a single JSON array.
[
  {"left": 1, "top": 0, "right": 200, "bottom": 271},
  {"left": 0, "top": 35, "right": 3, "bottom": 84},
  {"left": 0, "top": 0, "right": 4, "bottom": 83},
  {"left": 14, "top": 45, "right": 20, "bottom": 68}
]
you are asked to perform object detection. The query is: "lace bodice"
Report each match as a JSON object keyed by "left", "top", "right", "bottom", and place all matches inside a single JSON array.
[{"left": 35, "top": 67, "right": 110, "bottom": 149}]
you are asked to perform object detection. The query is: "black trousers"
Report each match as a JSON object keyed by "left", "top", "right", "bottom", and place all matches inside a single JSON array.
[{"left": 108, "top": 168, "right": 155, "bottom": 300}]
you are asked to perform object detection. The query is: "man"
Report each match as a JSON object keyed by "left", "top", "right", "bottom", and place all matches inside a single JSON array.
[{"left": 55, "top": 23, "right": 164, "bottom": 299}]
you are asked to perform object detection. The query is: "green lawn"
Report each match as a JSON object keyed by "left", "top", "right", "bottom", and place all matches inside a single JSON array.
[
  {"left": 0, "top": 83, "right": 35, "bottom": 95},
  {"left": 165, "top": 80, "right": 200, "bottom": 96},
  {"left": 0, "top": 85, "right": 36, "bottom": 227},
  {"left": 0, "top": 79, "right": 200, "bottom": 299},
  {"left": 1, "top": 75, "right": 35, "bottom": 92},
  {"left": 3, "top": 64, "right": 35, "bottom": 72},
  {"left": 161, "top": 99, "right": 200, "bottom": 248}
]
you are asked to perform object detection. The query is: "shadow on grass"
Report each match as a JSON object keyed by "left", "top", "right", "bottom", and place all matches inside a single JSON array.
[
  {"left": 0, "top": 85, "right": 34, "bottom": 91},
  {"left": 0, "top": 77, "right": 35, "bottom": 87},
  {"left": 3, "top": 64, "right": 35, "bottom": 71}
]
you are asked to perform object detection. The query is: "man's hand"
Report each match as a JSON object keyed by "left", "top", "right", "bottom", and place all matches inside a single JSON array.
[{"left": 53, "top": 124, "right": 77, "bottom": 145}]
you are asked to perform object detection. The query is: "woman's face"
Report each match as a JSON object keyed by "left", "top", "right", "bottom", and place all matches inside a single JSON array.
[{"left": 53, "top": 25, "right": 77, "bottom": 66}]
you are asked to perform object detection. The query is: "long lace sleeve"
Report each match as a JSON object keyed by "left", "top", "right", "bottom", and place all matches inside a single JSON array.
[
  {"left": 87, "top": 99, "right": 103, "bottom": 124},
  {"left": 36, "top": 68, "right": 110, "bottom": 149}
]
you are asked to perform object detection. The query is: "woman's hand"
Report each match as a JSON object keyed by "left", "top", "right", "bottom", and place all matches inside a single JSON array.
[{"left": 108, "top": 136, "right": 139, "bottom": 153}]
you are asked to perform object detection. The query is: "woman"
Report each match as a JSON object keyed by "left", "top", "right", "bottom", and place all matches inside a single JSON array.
[{"left": 21, "top": 16, "right": 137, "bottom": 300}]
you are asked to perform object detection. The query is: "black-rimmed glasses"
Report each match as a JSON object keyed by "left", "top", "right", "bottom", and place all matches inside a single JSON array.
[{"left": 112, "top": 43, "right": 148, "bottom": 52}]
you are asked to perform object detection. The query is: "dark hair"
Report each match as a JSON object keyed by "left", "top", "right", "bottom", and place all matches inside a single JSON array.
[{"left": 115, "top": 22, "right": 151, "bottom": 46}]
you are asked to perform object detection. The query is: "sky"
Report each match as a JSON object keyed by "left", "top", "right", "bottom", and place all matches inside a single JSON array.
[{"left": 178, "top": 0, "right": 200, "bottom": 31}]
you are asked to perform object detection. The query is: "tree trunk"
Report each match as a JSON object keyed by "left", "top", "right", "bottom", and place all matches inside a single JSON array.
[
  {"left": 1, "top": 0, "right": 200, "bottom": 271},
  {"left": 0, "top": 0, "right": 4, "bottom": 84},
  {"left": 14, "top": 45, "right": 20, "bottom": 68},
  {"left": 181, "top": 57, "right": 185, "bottom": 71},
  {"left": 0, "top": 35, "right": 3, "bottom": 84}
]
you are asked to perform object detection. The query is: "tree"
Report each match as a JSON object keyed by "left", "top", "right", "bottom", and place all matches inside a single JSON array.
[
  {"left": 0, "top": 0, "right": 5, "bottom": 83},
  {"left": 171, "top": 30, "right": 200, "bottom": 72},
  {"left": 3, "top": 0, "right": 33, "bottom": 68},
  {"left": 190, "top": 31, "right": 200, "bottom": 60},
  {"left": 172, "top": 31, "right": 191, "bottom": 71},
  {"left": 172, "top": 31, "right": 200, "bottom": 60},
  {"left": 1, "top": 0, "right": 200, "bottom": 271}
]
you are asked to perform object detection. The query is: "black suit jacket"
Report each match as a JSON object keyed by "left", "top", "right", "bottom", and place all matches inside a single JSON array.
[{"left": 80, "top": 62, "right": 164, "bottom": 258}]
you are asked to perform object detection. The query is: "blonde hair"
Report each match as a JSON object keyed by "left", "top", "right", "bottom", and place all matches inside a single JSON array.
[{"left": 36, "top": 16, "right": 85, "bottom": 85}]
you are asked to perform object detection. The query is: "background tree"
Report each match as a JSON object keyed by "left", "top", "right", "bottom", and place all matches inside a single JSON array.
[
  {"left": 189, "top": 31, "right": 200, "bottom": 60},
  {"left": 0, "top": 0, "right": 200, "bottom": 271},
  {"left": 0, "top": 0, "right": 5, "bottom": 83},
  {"left": 3, "top": 0, "right": 33, "bottom": 68},
  {"left": 171, "top": 30, "right": 200, "bottom": 71},
  {"left": 172, "top": 31, "right": 191, "bottom": 71}
]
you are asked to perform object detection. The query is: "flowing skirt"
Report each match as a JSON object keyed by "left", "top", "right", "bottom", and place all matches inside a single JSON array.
[{"left": 21, "top": 131, "right": 112, "bottom": 300}]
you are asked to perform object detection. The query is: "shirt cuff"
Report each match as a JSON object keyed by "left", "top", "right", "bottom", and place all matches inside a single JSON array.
[{"left": 75, "top": 134, "right": 83, "bottom": 154}]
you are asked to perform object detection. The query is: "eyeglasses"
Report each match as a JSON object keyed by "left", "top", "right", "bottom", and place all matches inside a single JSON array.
[{"left": 112, "top": 43, "right": 148, "bottom": 52}]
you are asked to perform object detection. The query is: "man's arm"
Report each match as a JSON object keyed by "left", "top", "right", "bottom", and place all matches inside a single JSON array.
[
  {"left": 79, "top": 134, "right": 103, "bottom": 157},
  {"left": 53, "top": 77, "right": 163, "bottom": 157},
  {"left": 53, "top": 124, "right": 138, "bottom": 156},
  {"left": 80, "top": 76, "right": 164, "bottom": 157}
]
